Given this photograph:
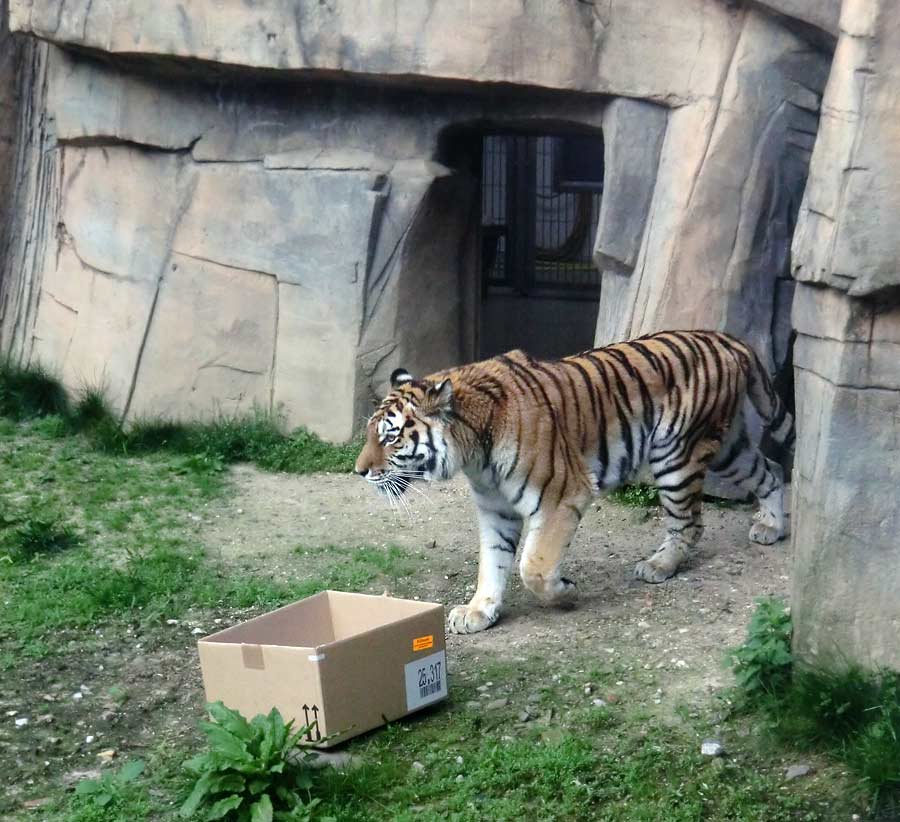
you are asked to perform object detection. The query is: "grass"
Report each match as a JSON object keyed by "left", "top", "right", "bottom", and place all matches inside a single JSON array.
[
  {"left": 0, "top": 361, "right": 360, "bottom": 476},
  {"left": 40, "top": 671, "right": 848, "bottom": 822},
  {"left": 608, "top": 483, "right": 659, "bottom": 508},
  {"left": 729, "top": 598, "right": 900, "bottom": 811},
  {"left": 0, "top": 359, "right": 70, "bottom": 420},
  {"left": 0, "top": 501, "right": 80, "bottom": 562},
  {"left": 0, "top": 420, "right": 404, "bottom": 662}
]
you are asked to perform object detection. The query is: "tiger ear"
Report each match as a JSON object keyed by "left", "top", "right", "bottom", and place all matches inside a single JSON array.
[
  {"left": 429, "top": 379, "right": 453, "bottom": 409},
  {"left": 390, "top": 368, "right": 414, "bottom": 388}
]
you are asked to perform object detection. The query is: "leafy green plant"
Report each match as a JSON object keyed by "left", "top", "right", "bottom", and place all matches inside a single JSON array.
[
  {"left": 728, "top": 597, "right": 793, "bottom": 699},
  {"left": 73, "top": 760, "right": 147, "bottom": 818},
  {"left": 0, "top": 503, "right": 79, "bottom": 562},
  {"left": 179, "top": 702, "right": 329, "bottom": 822},
  {"left": 609, "top": 483, "right": 659, "bottom": 507}
]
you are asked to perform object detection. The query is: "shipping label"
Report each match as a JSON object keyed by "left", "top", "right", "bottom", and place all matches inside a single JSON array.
[{"left": 404, "top": 650, "right": 447, "bottom": 711}]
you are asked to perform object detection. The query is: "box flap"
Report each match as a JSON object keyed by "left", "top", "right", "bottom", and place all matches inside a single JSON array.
[
  {"left": 324, "top": 591, "right": 442, "bottom": 642},
  {"left": 202, "top": 590, "right": 334, "bottom": 649}
]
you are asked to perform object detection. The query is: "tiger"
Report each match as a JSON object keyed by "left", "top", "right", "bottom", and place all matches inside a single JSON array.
[{"left": 354, "top": 330, "right": 794, "bottom": 634}]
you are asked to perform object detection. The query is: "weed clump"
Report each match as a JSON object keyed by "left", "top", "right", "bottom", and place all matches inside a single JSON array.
[
  {"left": 0, "top": 503, "right": 79, "bottom": 563},
  {"left": 0, "top": 359, "right": 70, "bottom": 420},
  {"left": 180, "top": 702, "right": 325, "bottom": 821},
  {"left": 71, "top": 760, "right": 148, "bottom": 821},
  {"left": 728, "top": 596, "right": 793, "bottom": 698},
  {"left": 730, "top": 597, "right": 900, "bottom": 806},
  {"left": 609, "top": 483, "right": 660, "bottom": 507}
]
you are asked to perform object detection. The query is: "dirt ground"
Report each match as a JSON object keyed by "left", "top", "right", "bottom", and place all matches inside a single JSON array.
[{"left": 206, "top": 466, "right": 793, "bottom": 711}]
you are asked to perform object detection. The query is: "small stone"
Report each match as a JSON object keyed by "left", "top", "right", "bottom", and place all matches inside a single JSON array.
[
  {"left": 14, "top": 717, "right": 29, "bottom": 727},
  {"left": 63, "top": 769, "right": 101, "bottom": 787},
  {"left": 785, "top": 764, "right": 814, "bottom": 780},
  {"left": 22, "top": 799, "right": 51, "bottom": 810},
  {"left": 85, "top": 734, "right": 95, "bottom": 744},
  {"left": 306, "top": 751, "right": 358, "bottom": 771},
  {"left": 485, "top": 698, "right": 508, "bottom": 711},
  {"left": 592, "top": 698, "right": 607, "bottom": 708},
  {"left": 583, "top": 683, "right": 593, "bottom": 695},
  {"left": 476, "top": 685, "right": 490, "bottom": 693},
  {"left": 518, "top": 711, "right": 531, "bottom": 722},
  {"left": 455, "top": 755, "right": 463, "bottom": 765},
  {"left": 701, "top": 740, "right": 725, "bottom": 757},
  {"left": 191, "top": 628, "right": 204, "bottom": 636},
  {"left": 5, "top": 709, "right": 17, "bottom": 716},
  {"left": 97, "top": 749, "right": 116, "bottom": 763},
  {"left": 455, "top": 774, "right": 464, "bottom": 782},
  {"left": 411, "top": 761, "right": 425, "bottom": 773},
  {"left": 72, "top": 692, "right": 83, "bottom": 701},
  {"left": 36, "top": 714, "right": 53, "bottom": 724},
  {"left": 165, "top": 619, "right": 179, "bottom": 626}
]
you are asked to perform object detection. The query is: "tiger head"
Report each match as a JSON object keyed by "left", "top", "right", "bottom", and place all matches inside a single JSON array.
[{"left": 355, "top": 368, "right": 456, "bottom": 498}]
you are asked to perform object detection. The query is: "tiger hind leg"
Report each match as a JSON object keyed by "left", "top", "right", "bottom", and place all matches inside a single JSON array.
[
  {"left": 709, "top": 422, "right": 786, "bottom": 545},
  {"left": 634, "top": 437, "right": 719, "bottom": 583}
]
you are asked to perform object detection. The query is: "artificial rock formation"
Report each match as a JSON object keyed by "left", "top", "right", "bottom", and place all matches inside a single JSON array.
[
  {"left": 1, "top": 0, "right": 830, "bottom": 439},
  {"left": 788, "top": 0, "right": 900, "bottom": 671},
  {"left": 1, "top": 0, "right": 898, "bottom": 668}
]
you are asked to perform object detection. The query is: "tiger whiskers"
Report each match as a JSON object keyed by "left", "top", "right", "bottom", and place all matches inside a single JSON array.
[
  {"left": 376, "top": 475, "right": 414, "bottom": 521},
  {"left": 384, "top": 470, "right": 436, "bottom": 507}
]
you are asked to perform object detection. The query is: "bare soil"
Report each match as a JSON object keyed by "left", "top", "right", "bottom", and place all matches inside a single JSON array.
[{"left": 206, "top": 466, "right": 792, "bottom": 711}]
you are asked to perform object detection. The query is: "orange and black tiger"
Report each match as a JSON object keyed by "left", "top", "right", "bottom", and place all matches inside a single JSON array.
[{"left": 354, "top": 330, "right": 794, "bottom": 634}]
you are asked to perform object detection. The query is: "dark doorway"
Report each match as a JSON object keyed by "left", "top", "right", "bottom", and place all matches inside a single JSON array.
[{"left": 479, "top": 133, "right": 603, "bottom": 360}]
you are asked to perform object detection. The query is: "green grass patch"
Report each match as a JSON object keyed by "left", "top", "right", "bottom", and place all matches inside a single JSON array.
[
  {"left": 68, "top": 760, "right": 150, "bottom": 822},
  {"left": 0, "top": 500, "right": 80, "bottom": 562},
  {"left": 608, "top": 483, "right": 659, "bottom": 508},
  {"left": 47, "top": 701, "right": 838, "bottom": 822},
  {"left": 0, "top": 358, "right": 70, "bottom": 420},
  {"left": 0, "top": 422, "right": 407, "bottom": 662},
  {"left": 0, "top": 362, "right": 360, "bottom": 477},
  {"left": 730, "top": 598, "right": 900, "bottom": 809}
]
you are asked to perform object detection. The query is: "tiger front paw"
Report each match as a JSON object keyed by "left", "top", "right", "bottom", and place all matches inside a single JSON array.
[{"left": 448, "top": 602, "right": 499, "bottom": 634}]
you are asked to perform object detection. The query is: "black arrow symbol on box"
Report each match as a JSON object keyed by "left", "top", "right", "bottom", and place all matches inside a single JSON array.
[
  {"left": 302, "top": 704, "right": 311, "bottom": 726},
  {"left": 311, "top": 705, "right": 321, "bottom": 740}
]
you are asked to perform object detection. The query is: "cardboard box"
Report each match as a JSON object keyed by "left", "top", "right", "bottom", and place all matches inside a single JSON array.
[{"left": 197, "top": 590, "right": 448, "bottom": 747}]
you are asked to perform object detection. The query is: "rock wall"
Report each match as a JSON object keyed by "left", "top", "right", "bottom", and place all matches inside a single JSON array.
[
  {"left": 1, "top": 0, "right": 835, "bottom": 442},
  {"left": 9, "top": 0, "right": 740, "bottom": 104},
  {"left": 593, "top": 9, "right": 829, "bottom": 383},
  {"left": 789, "top": 0, "right": 900, "bottom": 670}
]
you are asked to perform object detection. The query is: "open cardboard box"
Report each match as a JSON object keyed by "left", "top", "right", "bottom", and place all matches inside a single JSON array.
[{"left": 197, "top": 591, "right": 448, "bottom": 747}]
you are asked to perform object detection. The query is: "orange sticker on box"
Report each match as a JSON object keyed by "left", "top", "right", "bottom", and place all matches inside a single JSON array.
[{"left": 412, "top": 635, "right": 434, "bottom": 652}]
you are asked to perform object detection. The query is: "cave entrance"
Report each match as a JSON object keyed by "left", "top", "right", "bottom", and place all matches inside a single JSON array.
[{"left": 479, "top": 132, "right": 604, "bottom": 360}]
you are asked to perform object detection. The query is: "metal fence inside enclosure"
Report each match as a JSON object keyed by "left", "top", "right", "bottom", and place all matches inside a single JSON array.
[{"left": 481, "top": 134, "right": 604, "bottom": 300}]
